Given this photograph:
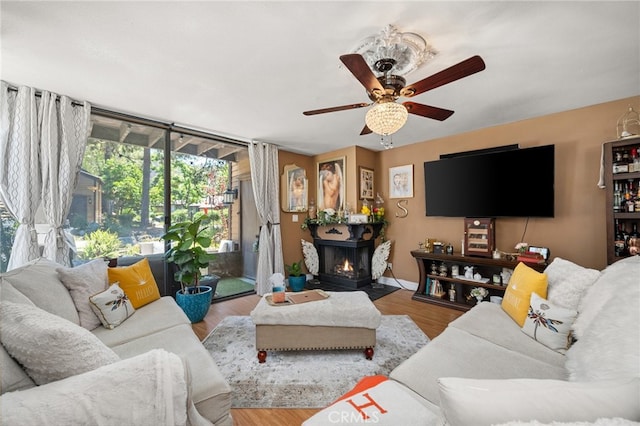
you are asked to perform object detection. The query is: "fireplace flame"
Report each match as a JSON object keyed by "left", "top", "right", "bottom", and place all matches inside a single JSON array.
[{"left": 342, "top": 259, "right": 353, "bottom": 272}]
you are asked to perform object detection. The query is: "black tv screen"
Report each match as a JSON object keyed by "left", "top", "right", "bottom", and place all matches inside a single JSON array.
[{"left": 424, "top": 144, "right": 555, "bottom": 217}]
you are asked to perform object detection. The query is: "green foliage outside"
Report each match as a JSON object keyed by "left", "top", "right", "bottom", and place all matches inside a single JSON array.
[{"left": 80, "top": 229, "right": 121, "bottom": 259}]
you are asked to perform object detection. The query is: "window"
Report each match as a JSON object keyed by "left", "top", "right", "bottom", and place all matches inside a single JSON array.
[{"left": 0, "top": 110, "right": 247, "bottom": 273}]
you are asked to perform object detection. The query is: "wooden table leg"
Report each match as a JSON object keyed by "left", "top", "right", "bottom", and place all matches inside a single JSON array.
[
  {"left": 257, "top": 350, "right": 267, "bottom": 363},
  {"left": 364, "top": 347, "right": 374, "bottom": 360}
]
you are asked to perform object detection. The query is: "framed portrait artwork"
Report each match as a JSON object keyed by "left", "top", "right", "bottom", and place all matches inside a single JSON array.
[
  {"left": 281, "top": 164, "right": 308, "bottom": 212},
  {"left": 317, "top": 156, "right": 345, "bottom": 211},
  {"left": 359, "top": 166, "right": 374, "bottom": 200},
  {"left": 389, "top": 164, "right": 414, "bottom": 199}
]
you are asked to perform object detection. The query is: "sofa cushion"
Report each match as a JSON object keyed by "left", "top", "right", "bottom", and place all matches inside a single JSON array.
[
  {"left": 89, "top": 283, "right": 136, "bottom": 329},
  {"left": 438, "top": 377, "right": 640, "bottom": 426},
  {"left": 502, "top": 262, "right": 548, "bottom": 327},
  {"left": 0, "top": 301, "right": 119, "bottom": 385},
  {"left": 0, "top": 258, "right": 80, "bottom": 325},
  {"left": 110, "top": 323, "right": 232, "bottom": 426},
  {"left": 108, "top": 258, "right": 161, "bottom": 309},
  {"left": 545, "top": 257, "right": 601, "bottom": 311},
  {"left": 57, "top": 258, "right": 109, "bottom": 330},
  {"left": 449, "top": 302, "right": 566, "bottom": 368},
  {"left": 572, "top": 256, "right": 640, "bottom": 341},
  {"left": 389, "top": 326, "right": 567, "bottom": 406},
  {"left": 0, "top": 343, "right": 35, "bottom": 394},
  {"left": 566, "top": 264, "right": 640, "bottom": 381},
  {"left": 91, "top": 296, "right": 189, "bottom": 347},
  {"left": 521, "top": 292, "right": 577, "bottom": 353}
]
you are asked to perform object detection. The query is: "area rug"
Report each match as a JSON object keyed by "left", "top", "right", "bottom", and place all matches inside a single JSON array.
[{"left": 202, "top": 315, "right": 429, "bottom": 408}]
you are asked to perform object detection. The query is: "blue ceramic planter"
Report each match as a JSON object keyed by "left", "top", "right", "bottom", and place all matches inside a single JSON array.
[
  {"left": 288, "top": 276, "right": 306, "bottom": 292},
  {"left": 176, "top": 285, "right": 213, "bottom": 323}
]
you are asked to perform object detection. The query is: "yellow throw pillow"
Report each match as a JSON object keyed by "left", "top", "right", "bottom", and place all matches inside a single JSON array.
[
  {"left": 107, "top": 258, "right": 160, "bottom": 309},
  {"left": 501, "top": 262, "right": 548, "bottom": 327}
]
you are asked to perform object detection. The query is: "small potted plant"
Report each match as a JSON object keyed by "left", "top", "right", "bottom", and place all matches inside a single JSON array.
[
  {"left": 285, "top": 260, "right": 306, "bottom": 292},
  {"left": 161, "top": 214, "right": 219, "bottom": 323}
]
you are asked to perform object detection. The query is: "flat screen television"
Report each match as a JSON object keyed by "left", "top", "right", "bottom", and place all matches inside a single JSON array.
[{"left": 424, "top": 144, "right": 555, "bottom": 217}]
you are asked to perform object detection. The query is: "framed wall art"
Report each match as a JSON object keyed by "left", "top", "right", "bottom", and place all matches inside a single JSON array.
[
  {"left": 359, "top": 166, "right": 374, "bottom": 200},
  {"left": 281, "top": 164, "right": 308, "bottom": 212},
  {"left": 389, "top": 164, "right": 414, "bottom": 199},
  {"left": 317, "top": 156, "right": 345, "bottom": 211}
]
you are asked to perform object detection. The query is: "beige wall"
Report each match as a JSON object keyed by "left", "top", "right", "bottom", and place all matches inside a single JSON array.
[{"left": 278, "top": 96, "right": 640, "bottom": 282}]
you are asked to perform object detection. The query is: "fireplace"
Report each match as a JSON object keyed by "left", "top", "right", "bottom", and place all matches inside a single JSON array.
[
  {"left": 317, "top": 239, "right": 373, "bottom": 288},
  {"left": 307, "top": 223, "right": 383, "bottom": 289}
]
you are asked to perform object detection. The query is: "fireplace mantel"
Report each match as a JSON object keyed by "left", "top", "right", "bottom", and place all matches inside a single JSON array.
[{"left": 306, "top": 222, "right": 384, "bottom": 241}]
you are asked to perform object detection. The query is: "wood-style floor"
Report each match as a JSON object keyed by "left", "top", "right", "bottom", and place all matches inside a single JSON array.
[{"left": 192, "top": 288, "right": 463, "bottom": 426}]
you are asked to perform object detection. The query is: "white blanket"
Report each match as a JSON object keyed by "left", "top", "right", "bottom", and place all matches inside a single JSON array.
[{"left": 0, "top": 349, "right": 212, "bottom": 426}]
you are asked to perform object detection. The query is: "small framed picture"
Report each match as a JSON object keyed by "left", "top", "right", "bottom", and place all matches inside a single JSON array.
[
  {"left": 389, "top": 164, "right": 414, "bottom": 199},
  {"left": 359, "top": 166, "right": 374, "bottom": 200},
  {"left": 281, "top": 164, "right": 308, "bottom": 212}
]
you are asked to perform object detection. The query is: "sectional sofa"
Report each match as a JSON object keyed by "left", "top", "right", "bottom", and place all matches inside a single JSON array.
[
  {"left": 305, "top": 255, "right": 640, "bottom": 425},
  {"left": 0, "top": 257, "right": 232, "bottom": 425}
]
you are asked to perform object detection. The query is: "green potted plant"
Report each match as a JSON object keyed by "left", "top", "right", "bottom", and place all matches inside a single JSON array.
[
  {"left": 285, "top": 260, "right": 306, "bottom": 292},
  {"left": 161, "top": 214, "right": 219, "bottom": 322}
]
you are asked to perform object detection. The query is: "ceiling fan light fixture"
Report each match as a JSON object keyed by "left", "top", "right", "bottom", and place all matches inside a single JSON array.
[{"left": 365, "top": 102, "right": 408, "bottom": 135}]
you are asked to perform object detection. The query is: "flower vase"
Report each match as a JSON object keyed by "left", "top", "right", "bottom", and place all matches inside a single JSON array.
[{"left": 475, "top": 296, "right": 484, "bottom": 304}]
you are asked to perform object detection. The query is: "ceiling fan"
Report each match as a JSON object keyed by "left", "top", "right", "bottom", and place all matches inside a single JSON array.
[{"left": 303, "top": 54, "right": 486, "bottom": 136}]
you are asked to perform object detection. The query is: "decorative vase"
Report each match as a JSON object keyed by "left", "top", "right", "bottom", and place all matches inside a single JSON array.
[
  {"left": 475, "top": 296, "right": 484, "bottom": 304},
  {"left": 176, "top": 285, "right": 213, "bottom": 323},
  {"left": 288, "top": 275, "right": 306, "bottom": 292}
]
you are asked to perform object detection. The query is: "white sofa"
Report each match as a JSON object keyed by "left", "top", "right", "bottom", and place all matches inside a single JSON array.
[
  {"left": 0, "top": 258, "right": 232, "bottom": 426},
  {"left": 305, "top": 256, "right": 640, "bottom": 425}
]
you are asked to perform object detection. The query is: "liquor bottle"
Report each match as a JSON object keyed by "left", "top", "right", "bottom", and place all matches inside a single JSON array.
[
  {"left": 614, "top": 150, "right": 629, "bottom": 173},
  {"left": 613, "top": 182, "right": 622, "bottom": 212},
  {"left": 633, "top": 147, "right": 640, "bottom": 173},
  {"left": 630, "top": 147, "right": 639, "bottom": 172},
  {"left": 635, "top": 182, "right": 640, "bottom": 212},
  {"left": 614, "top": 220, "right": 626, "bottom": 257}
]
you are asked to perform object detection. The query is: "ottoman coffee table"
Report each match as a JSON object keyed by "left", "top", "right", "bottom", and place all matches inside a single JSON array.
[{"left": 249, "top": 290, "right": 382, "bottom": 363}]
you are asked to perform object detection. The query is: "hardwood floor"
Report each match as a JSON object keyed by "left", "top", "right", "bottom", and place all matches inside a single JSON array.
[{"left": 192, "top": 288, "right": 463, "bottom": 426}]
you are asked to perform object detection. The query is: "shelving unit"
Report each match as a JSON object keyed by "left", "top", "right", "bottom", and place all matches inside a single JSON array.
[
  {"left": 410, "top": 251, "right": 546, "bottom": 311},
  {"left": 603, "top": 136, "right": 640, "bottom": 264}
]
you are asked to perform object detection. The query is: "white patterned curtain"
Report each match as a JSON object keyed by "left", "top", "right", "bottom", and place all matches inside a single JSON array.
[
  {"left": 0, "top": 82, "right": 42, "bottom": 270},
  {"left": 40, "top": 91, "right": 91, "bottom": 266},
  {"left": 248, "top": 141, "right": 283, "bottom": 295},
  {"left": 0, "top": 81, "right": 90, "bottom": 269}
]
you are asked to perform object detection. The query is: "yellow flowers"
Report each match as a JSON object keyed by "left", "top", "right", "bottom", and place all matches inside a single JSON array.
[{"left": 361, "top": 205, "right": 371, "bottom": 215}]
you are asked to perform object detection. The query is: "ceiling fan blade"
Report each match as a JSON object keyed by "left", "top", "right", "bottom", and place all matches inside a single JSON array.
[
  {"left": 339, "top": 54, "right": 385, "bottom": 93},
  {"left": 303, "top": 102, "right": 370, "bottom": 116},
  {"left": 360, "top": 125, "right": 372, "bottom": 135},
  {"left": 401, "top": 55, "right": 486, "bottom": 97},
  {"left": 403, "top": 102, "right": 455, "bottom": 121}
]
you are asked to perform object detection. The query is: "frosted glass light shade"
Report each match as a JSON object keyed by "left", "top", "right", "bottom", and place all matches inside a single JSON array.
[{"left": 365, "top": 102, "right": 408, "bottom": 135}]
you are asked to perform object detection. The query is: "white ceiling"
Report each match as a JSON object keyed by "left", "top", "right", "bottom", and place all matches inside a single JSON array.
[{"left": 2, "top": 1, "right": 639, "bottom": 156}]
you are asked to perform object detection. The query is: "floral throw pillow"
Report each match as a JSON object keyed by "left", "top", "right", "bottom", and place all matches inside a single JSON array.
[
  {"left": 521, "top": 292, "right": 577, "bottom": 353},
  {"left": 89, "top": 283, "right": 135, "bottom": 329}
]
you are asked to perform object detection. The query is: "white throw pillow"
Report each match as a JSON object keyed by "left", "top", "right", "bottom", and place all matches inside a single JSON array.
[
  {"left": 438, "top": 377, "right": 640, "bottom": 426},
  {"left": 302, "top": 379, "right": 440, "bottom": 426},
  {"left": 565, "top": 268, "right": 640, "bottom": 382},
  {"left": 544, "top": 257, "right": 600, "bottom": 311},
  {"left": 572, "top": 256, "right": 640, "bottom": 341},
  {"left": 0, "top": 301, "right": 119, "bottom": 385},
  {"left": 89, "top": 282, "right": 135, "bottom": 329},
  {"left": 521, "top": 292, "right": 577, "bottom": 353},
  {"left": 57, "top": 258, "right": 109, "bottom": 330}
]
